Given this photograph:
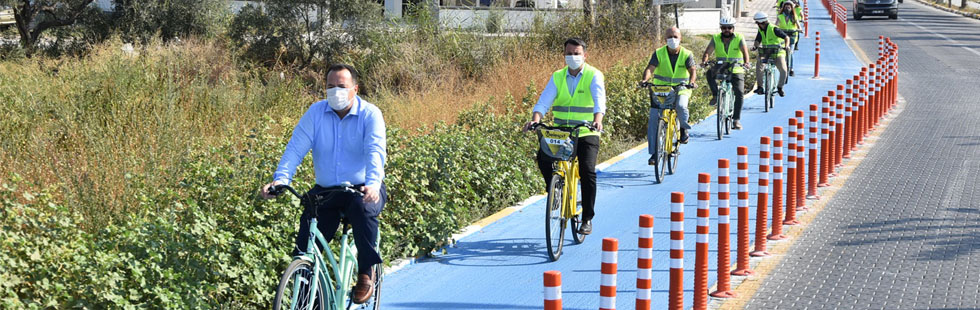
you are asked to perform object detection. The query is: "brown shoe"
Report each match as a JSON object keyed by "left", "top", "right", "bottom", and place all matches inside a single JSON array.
[{"left": 352, "top": 273, "right": 374, "bottom": 304}]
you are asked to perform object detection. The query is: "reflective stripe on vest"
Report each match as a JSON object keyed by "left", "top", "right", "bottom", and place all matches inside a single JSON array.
[
  {"left": 652, "top": 46, "right": 693, "bottom": 96},
  {"left": 553, "top": 64, "right": 599, "bottom": 137},
  {"left": 712, "top": 33, "right": 745, "bottom": 74}
]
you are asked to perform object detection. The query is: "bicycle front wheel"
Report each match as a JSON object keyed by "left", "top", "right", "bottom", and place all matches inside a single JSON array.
[
  {"left": 653, "top": 119, "right": 668, "bottom": 183},
  {"left": 716, "top": 94, "right": 724, "bottom": 140},
  {"left": 545, "top": 174, "right": 566, "bottom": 261},
  {"left": 274, "top": 259, "right": 325, "bottom": 310},
  {"left": 571, "top": 200, "right": 586, "bottom": 244},
  {"left": 764, "top": 70, "right": 773, "bottom": 112}
]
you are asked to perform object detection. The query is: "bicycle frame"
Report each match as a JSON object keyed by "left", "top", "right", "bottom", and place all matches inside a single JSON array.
[
  {"left": 295, "top": 219, "right": 360, "bottom": 310},
  {"left": 552, "top": 158, "right": 581, "bottom": 219}
]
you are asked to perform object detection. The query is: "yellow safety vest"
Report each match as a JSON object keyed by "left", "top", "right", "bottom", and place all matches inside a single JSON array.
[
  {"left": 712, "top": 33, "right": 746, "bottom": 74},
  {"left": 552, "top": 64, "right": 599, "bottom": 137},
  {"left": 652, "top": 46, "right": 693, "bottom": 96}
]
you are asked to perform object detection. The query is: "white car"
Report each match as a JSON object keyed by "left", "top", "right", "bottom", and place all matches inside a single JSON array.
[{"left": 1, "top": 7, "right": 15, "bottom": 30}]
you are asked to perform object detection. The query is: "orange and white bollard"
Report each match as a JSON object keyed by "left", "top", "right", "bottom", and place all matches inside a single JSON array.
[
  {"left": 544, "top": 271, "right": 562, "bottom": 310},
  {"left": 818, "top": 97, "right": 831, "bottom": 188},
  {"left": 769, "top": 127, "right": 787, "bottom": 240},
  {"left": 695, "top": 173, "right": 711, "bottom": 310},
  {"left": 600, "top": 238, "right": 618, "bottom": 310},
  {"left": 850, "top": 74, "right": 861, "bottom": 152},
  {"left": 751, "top": 137, "right": 771, "bottom": 257},
  {"left": 636, "top": 215, "right": 653, "bottom": 310},
  {"left": 813, "top": 32, "right": 821, "bottom": 78},
  {"left": 710, "top": 159, "right": 737, "bottom": 298},
  {"left": 784, "top": 118, "right": 799, "bottom": 225},
  {"left": 733, "top": 147, "right": 754, "bottom": 276},
  {"left": 834, "top": 85, "right": 845, "bottom": 169},
  {"left": 795, "top": 111, "right": 806, "bottom": 210},
  {"left": 875, "top": 61, "right": 884, "bottom": 126},
  {"left": 842, "top": 81, "right": 854, "bottom": 159},
  {"left": 806, "top": 103, "right": 820, "bottom": 199},
  {"left": 669, "top": 192, "right": 685, "bottom": 310}
]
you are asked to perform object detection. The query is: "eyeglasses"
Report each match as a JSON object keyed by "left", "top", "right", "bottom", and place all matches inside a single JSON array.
[{"left": 721, "top": 26, "right": 734, "bottom": 30}]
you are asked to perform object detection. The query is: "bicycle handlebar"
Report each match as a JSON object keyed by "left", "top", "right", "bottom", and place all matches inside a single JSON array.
[
  {"left": 266, "top": 182, "right": 363, "bottom": 200},
  {"left": 638, "top": 82, "right": 696, "bottom": 90},
  {"left": 530, "top": 122, "right": 597, "bottom": 132}
]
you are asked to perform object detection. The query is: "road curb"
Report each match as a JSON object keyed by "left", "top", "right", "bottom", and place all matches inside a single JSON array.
[{"left": 913, "top": 0, "right": 980, "bottom": 19}]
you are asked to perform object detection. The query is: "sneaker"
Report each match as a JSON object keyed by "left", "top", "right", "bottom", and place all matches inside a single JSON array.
[
  {"left": 777, "top": 88, "right": 785, "bottom": 97},
  {"left": 679, "top": 128, "right": 690, "bottom": 144},
  {"left": 790, "top": 69, "right": 795, "bottom": 77},
  {"left": 754, "top": 87, "right": 765, "bottom": 95},
  {"left": 733, "top": 120, "right": 743, "bottom": 130},
  {"left": 578, "top": 220, "right": 593, "bottom": 235},
  {"left": 709, "top": 96, "right": 717, "bottom": 106},
  {"left": 648, "top": 154, "right": 657, "bottom": 165}
]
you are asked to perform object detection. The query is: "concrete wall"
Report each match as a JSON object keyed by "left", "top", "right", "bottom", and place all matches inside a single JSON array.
[
  {"left": 439, "top": 7, "right": 580, "bottom": 31},
  {"left": 678, "top": 8, "right": 722, "bottom": 33}
]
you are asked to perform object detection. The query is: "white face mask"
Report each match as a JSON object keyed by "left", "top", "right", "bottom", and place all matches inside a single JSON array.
[
  {"left": 327, "top": 87, "right": 352, "bottom": 111},
  {"left": 666, "top": 38, "right": 681, "bottom": 50},
  {"left": 565, "top": 55, "right": 584, "bottom": 70}
]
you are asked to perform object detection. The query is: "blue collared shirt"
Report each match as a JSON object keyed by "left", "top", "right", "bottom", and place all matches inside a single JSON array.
[
  {"left": 274, "top": 96, "right": 386, "bottom": 188},
  {"left": 533, "top": 65, "right": 607, "bottom": 116}
]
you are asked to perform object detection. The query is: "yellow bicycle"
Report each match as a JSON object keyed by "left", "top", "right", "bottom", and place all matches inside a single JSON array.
[
  {"left": 533, "top": 122, "right": 595, "bottom": 261},
  {"left": 640, "top": 82, "right": 694, "bottom": 183}
]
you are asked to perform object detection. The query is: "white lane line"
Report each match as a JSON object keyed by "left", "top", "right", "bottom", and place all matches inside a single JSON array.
[{"left": 901, "top": 17, "right": 980, "bottom": 57}]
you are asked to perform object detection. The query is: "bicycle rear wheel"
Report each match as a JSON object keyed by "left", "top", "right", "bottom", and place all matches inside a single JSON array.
[
  {"left": 667, "top": 134, "right": 679, "bottom": 175},
  {"left": 274, "top": 259, "right": 325, "bottom": 310},
  {"left": 716, "top": 94, "right": 724, "bottom": 140},
  {"left": 570, "top": 202, "right": 585, "bottom": 244},
  {"left": 653, "top": 119, "right": 668, "bottom": 183},
  {"left": 545, "top": 174, "right": 566, "bottom": 261}
]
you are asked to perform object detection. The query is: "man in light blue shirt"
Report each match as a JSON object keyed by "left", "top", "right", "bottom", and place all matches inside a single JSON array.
[{"left": 261, "top": 64, "right": 386, "bottom": 304}]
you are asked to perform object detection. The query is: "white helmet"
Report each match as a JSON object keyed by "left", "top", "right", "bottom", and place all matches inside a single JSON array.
[
  {"left": 753, "top": 11, "right": 769, "bottom": 22},
  {"left": 720, "top": 15, "right": 736, "bottom": 26}
]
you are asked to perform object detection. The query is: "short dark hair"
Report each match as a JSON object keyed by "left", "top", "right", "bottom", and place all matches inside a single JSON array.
[
  {"left": 326, "top": 63, "right": 359, "bottom": 85},
  {"left": 563, "top": 38, "right": 587, "bottom": 51}
]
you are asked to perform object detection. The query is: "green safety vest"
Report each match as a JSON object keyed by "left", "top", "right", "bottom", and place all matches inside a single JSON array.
[
  {"left": 712, "top": 33, "right": 746, "bottom": 74},
  {"left": 552, "top": 64, "right": 599, "bottom": 137},
  {"left": 777, "top": 13, "right": 798, "bottom": 30},
  {"left": 759, "top": 23, "right": 787, "bottom": 57},
  {"left": 652, "top": 46, "right": 693, "bottom": 96}
]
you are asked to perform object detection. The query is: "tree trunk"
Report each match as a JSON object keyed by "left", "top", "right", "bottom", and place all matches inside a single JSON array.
[
  {"left": 651, "top": 2, "right": 662, "bottom": 42},
  {"left": 12, "top": 0, "right": 95, "bottom": 56},
  {"left": 585, "top": 0, "right": 595, "bottom": 26},
  {"left": 961, "top": 0, "right": 967, "bottom": 9}
]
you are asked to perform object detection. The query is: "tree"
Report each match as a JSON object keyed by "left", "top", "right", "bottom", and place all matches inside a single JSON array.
[{"left": 9, "top": 0, "right": 95, "bottom": 55}]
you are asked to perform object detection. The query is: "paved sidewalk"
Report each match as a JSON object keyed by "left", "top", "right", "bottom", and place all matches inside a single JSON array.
[{"left": 745, "top": 1, "right": 980, "bottom": 309}]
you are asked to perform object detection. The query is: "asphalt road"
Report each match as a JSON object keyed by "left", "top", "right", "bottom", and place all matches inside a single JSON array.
[{"left": 746, "top": 1, "right": 980, "bottom": 309}]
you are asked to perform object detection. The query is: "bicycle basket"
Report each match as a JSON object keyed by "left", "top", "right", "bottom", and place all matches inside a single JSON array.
[{"left": 538, "top": 129, "right": 578, "bottom": 161}]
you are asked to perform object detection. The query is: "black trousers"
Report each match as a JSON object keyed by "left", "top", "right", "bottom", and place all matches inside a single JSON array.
[
  {"left": 293, "top": 183, "right": 387, "bottom": 275},
  {"left": 536, "top": 135, "right": 600, "bottom": 221},
  {"left": 706, "top": 69, "right": 746, "bottom": 120}
]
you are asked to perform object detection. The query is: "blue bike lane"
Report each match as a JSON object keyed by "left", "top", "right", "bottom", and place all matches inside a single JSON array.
[{"left": 381, "top": 4, "right": 866, "bottom": 309}]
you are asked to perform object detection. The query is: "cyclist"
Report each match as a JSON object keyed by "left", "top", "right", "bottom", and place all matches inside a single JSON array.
[
  {"left": 522, "top": 37, "right": 605, "bottom": 235},
  {"left": 260, "top": 64, "right": 387, "bottom": 304},
  {"left": 752, "top": 12, "right": 791, "bottom": 97},
  {"left": 701, "top": 15, "right": 751, "bottom": 130},
  {"left": 641, "top": 26, "right": 698, "bottom": 149},
  {"left": 777, "top": 1, "right": 802, "bottom": 76}
]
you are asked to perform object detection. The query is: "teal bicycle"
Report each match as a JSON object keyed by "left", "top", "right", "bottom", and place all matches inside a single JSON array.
[
  {"left": 756, "top": 46, "right": 781, "bottom": 112},
  {"left": 269, "top": 183, "right": 383, "bottom": 310},
  {"left": 709, "top": 61, "right": 738, "bottom": 139}
]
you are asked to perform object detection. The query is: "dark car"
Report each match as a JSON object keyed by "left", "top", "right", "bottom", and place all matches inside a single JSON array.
[{"left": 854, "top": 0, "right": 899, "bottom": 19}]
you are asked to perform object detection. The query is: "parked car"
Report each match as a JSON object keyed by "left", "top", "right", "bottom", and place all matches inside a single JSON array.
[
  {"left": 854, "top": 0, "right": 899, "bottom": 19},
  {"left": 1, "top": 7, "right": 16, "bottom": 31}
]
